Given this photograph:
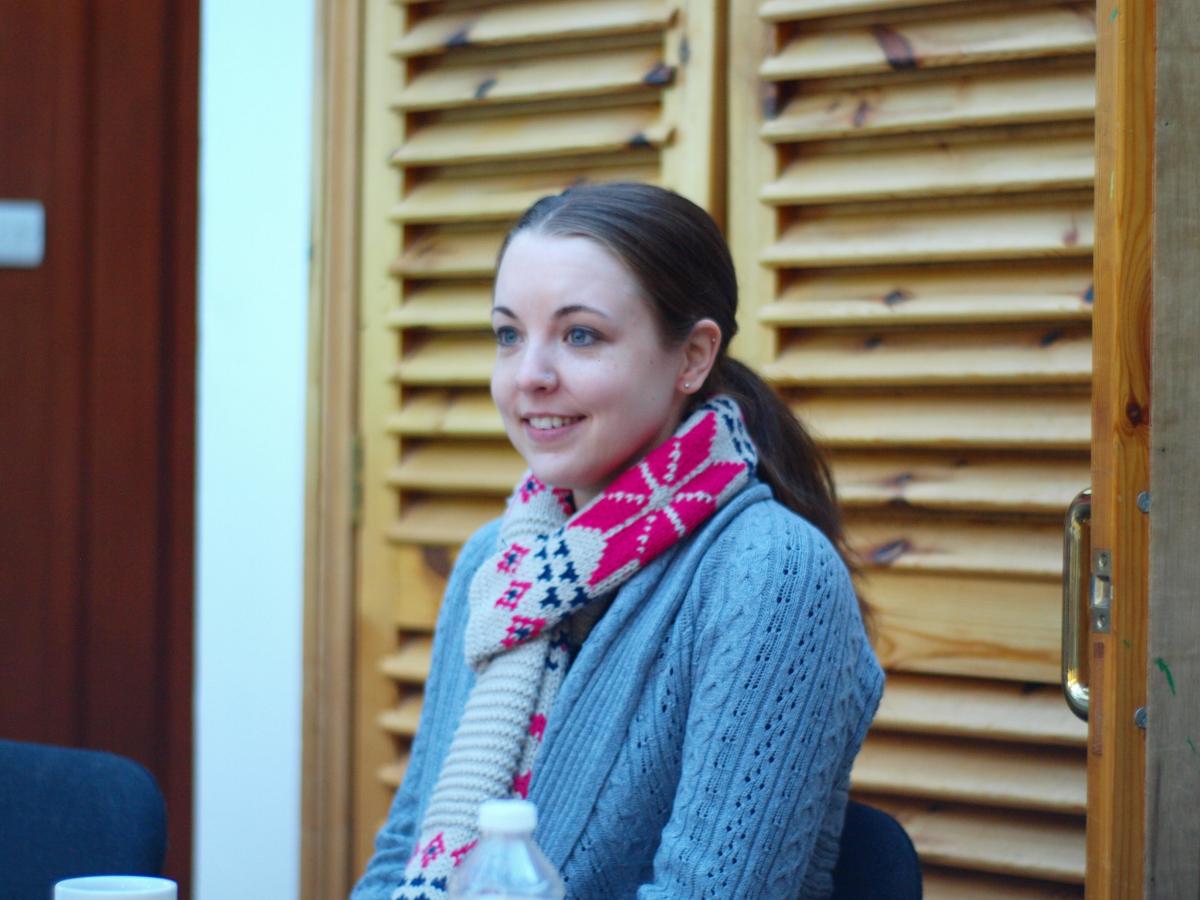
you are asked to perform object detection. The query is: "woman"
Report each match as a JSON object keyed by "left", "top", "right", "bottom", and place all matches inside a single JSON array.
[{"left": 353, "top": 183, "right": 883, "bottom": 899}]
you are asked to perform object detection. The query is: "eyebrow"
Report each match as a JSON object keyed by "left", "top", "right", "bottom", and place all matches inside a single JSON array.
[{"left": 491, "top": 304, "right": 612, "bottom": 320}]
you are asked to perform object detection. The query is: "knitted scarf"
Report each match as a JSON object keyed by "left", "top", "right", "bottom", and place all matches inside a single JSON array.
[{"left": 391, "top": 396, "right": 757, "bottom": 899}]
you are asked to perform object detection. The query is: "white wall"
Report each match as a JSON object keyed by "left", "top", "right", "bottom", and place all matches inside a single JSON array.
[{"left": 195, "top": 1, "right": 314, "bottom": 897}]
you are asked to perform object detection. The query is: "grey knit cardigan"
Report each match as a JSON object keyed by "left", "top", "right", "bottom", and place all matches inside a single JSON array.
[{"left": 352, "top": 482, "right": 884, "bottom": 899}]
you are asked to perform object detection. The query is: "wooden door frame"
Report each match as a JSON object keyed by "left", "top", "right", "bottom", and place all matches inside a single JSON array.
[
  {"left": 301, "top": 0, "right": 363, "bottom": 897},
  {"left": 1089, "top": 0, "right": 1153, "bottom": 895},
  {"left": 1090, "top": 0, "right": 1200, "bottom": 895}
]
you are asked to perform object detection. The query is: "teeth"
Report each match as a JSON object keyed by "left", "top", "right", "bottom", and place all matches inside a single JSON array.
[{"left": 528, "top": 415, "right": 579, "bottom": 429}]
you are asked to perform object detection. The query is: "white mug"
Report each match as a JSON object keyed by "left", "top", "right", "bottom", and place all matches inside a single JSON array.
[{"left": 54, "top": 875, "right": 177, "bottom": 899}]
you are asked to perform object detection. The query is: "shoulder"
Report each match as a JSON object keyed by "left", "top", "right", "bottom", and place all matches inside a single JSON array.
[
  {"left": 687, "top": 492, "right": 865, "bottom": 656},
  {"left": 698, "top": 495, "right": 850, "bottom": 597}
]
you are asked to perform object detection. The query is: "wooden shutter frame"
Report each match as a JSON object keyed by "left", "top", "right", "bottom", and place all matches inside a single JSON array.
[{"left": 302, "top": 0, "right": 363, "bottom": 897}]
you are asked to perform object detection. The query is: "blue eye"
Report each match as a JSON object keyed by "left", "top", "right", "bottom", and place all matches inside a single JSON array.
[
  {"left": 494, "top": 326, "right": 519, "bottom": 347},
  {"left": 565, "top": 326, "right": 598, "bottom": 347}
]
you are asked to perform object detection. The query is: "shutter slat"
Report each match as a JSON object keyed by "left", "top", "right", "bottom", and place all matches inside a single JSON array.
[
  {"left": 763, "top": 70, "right": 1095, "bottom": 142},
  {"left": 768, "top": 327, "right": 1091, "bottom": 386},
  {"left": 762, "top": 4, "right": 1095, "bottom": 81},
  {"left": 378, "top": 695, "right": 424, "bottom": 737},
  {"left": 392, "top": 163, "right": 659, "bottom": 223},
  {"left": 380, "top": 636, "right": 435, "bottom": 684},
  {"left": 761, "top": 263, "right": 1093, "bottom": 327},
  {"left": 389, "top": 496, "right": 503, "bottom": 545},
  {"left": 833, "top": 453, "right": 1088, "bottom": 514},
  {"left": 378, "top": 755, "right": 410, "bottom": 790},
  {"left": 848, "top": 516, "right": 1064, "bottom": 577},
  {"left": 389, "top": 441, "right": 523, "bottom": 493},
  {"left": 390, "top": 390, "right": 505, "bottom": 436},
  {"left": 922, "top": 867, "right": 1083, "bottom": 898},
  {"left": 853, "top": 734, "right": 1085, "bottom": 814},
  {"left": 395, "top": 334, "right": 495, "bottom": 385},
  {"left": 864, "top": 570, "right": 1060, "bottom": 682},
  {"left": 797, "top": 393, "right": 1090, "bottom": 449},
  {"left": 393, "top": 106, "right": 670, "bottom": 166},
  {"left": 764, "top": 135, "right": 1094, "bottom": 204},
  {"left": 394, "top": 229, "right": 502, "bottom": 279},
  {"left": 393, "top": 0, "right": 671, "bottom": 58},
  {"left": 870, "top": 798, "right": 1086, "bottom": 883},
  {"left": 760, "top": 0, "right": 966, "bottom": 23},
  {"left": 762, "top": 205, "right": 1094, "bottom": 267},
  {"left": 872, "top": 673, "right": 1087, "bottom": 746},
  {"left": 395, "top": 47, "right": 667, "bottom": 111},
  {"left": 388, "top": 284, "right": 492, "bottom": 329}
]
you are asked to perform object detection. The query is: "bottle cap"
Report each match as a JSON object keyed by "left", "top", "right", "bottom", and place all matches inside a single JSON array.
[{"left": 479, "top": 798, "right": 537, "bottom": 834}]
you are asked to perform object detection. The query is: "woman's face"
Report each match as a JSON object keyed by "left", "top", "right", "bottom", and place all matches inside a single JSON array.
[{"left": 490, "top": 232, "right": 691, "bottom": 507}]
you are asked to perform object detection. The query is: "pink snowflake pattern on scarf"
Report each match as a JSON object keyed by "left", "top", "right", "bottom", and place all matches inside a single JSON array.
[{"left": 569, "top": 411, "right": 746, "bottom": 587}]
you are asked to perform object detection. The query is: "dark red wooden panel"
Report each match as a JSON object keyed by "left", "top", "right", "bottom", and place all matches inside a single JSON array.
[{"left": 0, "top": 0, "right": 197, "bottom": 890}]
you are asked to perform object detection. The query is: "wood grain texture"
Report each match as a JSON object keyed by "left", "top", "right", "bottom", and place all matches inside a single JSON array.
[
  {"left": 392, "top": 104, "right": 669, "bottom": 166},
  {"left": 795, "top": 393, "right": 1091, "bottom": 450},
  {"left": 1088, "top": 0, "right": 1153, "bottom": 895},
  {"left": 388, "top": 440, "right": 524, "bottom": 493},
  {"left": 388, "top": 497, "right": 503, "bottom": 549},
  {"left": 922, "top": 866, "right": 1083, "bottom": 898},
  {"left": 392, "top": 0, "right": 670, "bottom": 58},
  {"left": 394, "top": 227, "right": 502, "bottom": 278},
  {"left": 853, "top": 733, "right": 1086, "bottom": 813},
  {"left": 394, "top": 333, "right": 495, "bottom": 385},
  {"left": 761, "top": 262, "right": 1094, "bottom": 327},
  {"left": 764, "top": 135, "right": 1094, "bottom": 204},
  {"left": 301, "top": 0, "right": 363, "bottom": 896},
  {"left": 1145, "top": 0, "right": 1200, "bottom": 892},
  {"left": 762, "top": 204, "right": 1094, "bottom": 266},
  {"left": 847, "top": 515, "right": 1066, "bottom": 578},
  {"left": 832, "top": 452, "right": 1089, "bottom": 514},
  {"left": 866, "top": 796, "right": 1086, "bottom": 883},
  {"left": 394, "top": 47, "right": 665, "bottom": 111},
  {"left": 391, "top": 163, "right": 658, "bottom": 223},
  {"left": 388, "top": 390, "right": 504, "bottom": 436},
  {"left": 767, "top": 326, "right": 1092, "bottom": 386},
  {"left": 762, "top": 4, "right": 1095, "bottom": 81},
  {"left": 763, "top": 69, "right": 1095, "bottom": 142},
  {"left": 872, "top": 673, "right": 1088, "bottom": 746},
  {"left": 863, "top": 570, "right": 1062, "bottom": 682},
  {"left": 354, "top": 0, "right": 409, "bottom": 871},
  {"left": 759, "top": 0, "right": 966, "bottom": 22}
]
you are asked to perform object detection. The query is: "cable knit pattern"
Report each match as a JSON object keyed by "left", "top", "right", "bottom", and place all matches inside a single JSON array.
[{"left": 353, "top": 483, "right": 883, "bottom": 900}]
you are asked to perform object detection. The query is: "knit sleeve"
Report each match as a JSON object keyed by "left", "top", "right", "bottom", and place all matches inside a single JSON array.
[
  {"left": 351, "top": 520, "right": 500, "bottom": 900},
  {"left": 638, "top": 508, "right": 883, "bottom": 899}
]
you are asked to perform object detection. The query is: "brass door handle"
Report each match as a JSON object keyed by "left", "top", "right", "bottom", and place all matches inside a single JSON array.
[{"left": 1062, "top": 488, "right": 1091, "bottom": 721}]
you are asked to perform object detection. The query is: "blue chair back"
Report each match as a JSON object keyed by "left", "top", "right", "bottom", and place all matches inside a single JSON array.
[
  {"left": 831, "top": 800, "right": 922, "bottom": 899},
  {"left": 0, "top": 739, "right": 167, "bottom": 899}
]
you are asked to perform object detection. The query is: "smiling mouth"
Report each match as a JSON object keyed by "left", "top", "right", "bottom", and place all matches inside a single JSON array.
[{"left": 525, "top": 415, "right": 585, "bottom": 430}]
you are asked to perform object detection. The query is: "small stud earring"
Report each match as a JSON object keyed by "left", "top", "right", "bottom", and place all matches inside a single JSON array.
[{"left": 684, "top": 382, "right": 691, "bottom": 390}]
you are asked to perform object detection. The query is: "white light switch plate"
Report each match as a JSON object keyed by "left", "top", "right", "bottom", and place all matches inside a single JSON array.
[{"left": 0, "top": 200, "right": 46, "bottom": 268}]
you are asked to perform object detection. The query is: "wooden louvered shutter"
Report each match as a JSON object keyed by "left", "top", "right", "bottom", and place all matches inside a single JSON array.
[
  {"left": 729, "top": 0, "right": 1093, "bottom": 894},
  {"left": 354, "top": 0, "right": 721, "bottom": 869}
]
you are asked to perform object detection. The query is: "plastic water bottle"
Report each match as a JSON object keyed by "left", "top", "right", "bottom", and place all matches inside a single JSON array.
[{"left": 447, "top": 799, "right": 566, "bottom": 899}]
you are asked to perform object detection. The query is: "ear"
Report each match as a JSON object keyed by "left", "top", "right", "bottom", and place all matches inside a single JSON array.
[{"left": 677, "top": 318, "right": 722, "bottom": 394}]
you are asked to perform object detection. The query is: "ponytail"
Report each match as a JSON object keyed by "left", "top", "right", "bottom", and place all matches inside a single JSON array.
[{"left": 702, "top": 357, "right": 857, "bottom": 578}]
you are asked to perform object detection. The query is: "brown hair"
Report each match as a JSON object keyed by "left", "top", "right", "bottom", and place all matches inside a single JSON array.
[{"left": 499, "top": 182, "right": 857, "bottom": 577}]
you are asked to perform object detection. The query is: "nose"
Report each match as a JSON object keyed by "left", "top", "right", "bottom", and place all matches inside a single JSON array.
[{"left": 513, "top": 340, "right": 557, "bottom": 393}]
